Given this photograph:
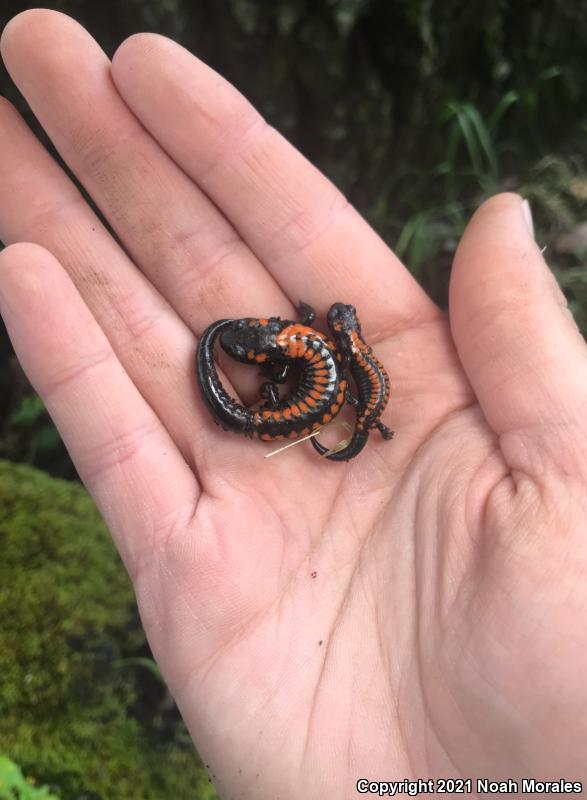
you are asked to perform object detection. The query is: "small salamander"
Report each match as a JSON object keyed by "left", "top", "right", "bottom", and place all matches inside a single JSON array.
[
  {"left": 196, "top": 304, "right": 347, "bottom": 442},
  {"left": 312, "top": 303, "right": 393, "bottom": 461}
]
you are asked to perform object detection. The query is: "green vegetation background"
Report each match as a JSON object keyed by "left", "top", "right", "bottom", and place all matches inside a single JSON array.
[{"left": 0, "top": 1, "right": 585, "bottom": 798}]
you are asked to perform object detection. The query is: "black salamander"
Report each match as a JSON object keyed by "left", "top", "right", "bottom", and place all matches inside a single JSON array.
[
  {"left": 196, "top": 304, "right": 347, "bottom": 442},
  {"left": 311, "top": 303, "right": 393, "bottom": 461}
]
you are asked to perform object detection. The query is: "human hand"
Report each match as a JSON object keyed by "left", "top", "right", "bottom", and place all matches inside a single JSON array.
[{"left": 1, "top": 10, "right": 586, "bottom": 798}]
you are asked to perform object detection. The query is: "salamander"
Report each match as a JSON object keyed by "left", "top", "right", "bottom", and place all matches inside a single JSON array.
[
  {"left": 196, "top": 303, "right": 347, "bottom": 442},
  {"left": 311, "top": 303, "right": 393, "bottom": 461}
]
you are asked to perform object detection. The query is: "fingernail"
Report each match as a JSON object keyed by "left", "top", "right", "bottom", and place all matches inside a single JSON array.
[{"left": 521, "top": 199, "right": 534, "bottom": 239}]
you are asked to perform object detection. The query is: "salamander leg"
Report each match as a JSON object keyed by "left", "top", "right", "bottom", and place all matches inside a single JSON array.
[
  {"left": 345, "top": 387, "right": 360, "bottom": 409},
  {"left": 376, "top": 420, "right": 394, "bottom": 440},
  {"left": 298, "top": 301, "right": 316, "bottom": 327},
  {"left": 259, "top": 361, "right": 290, "bottom": 384},
  {"left": 260, "top": 381, "right": 281, "bottom": 409}
]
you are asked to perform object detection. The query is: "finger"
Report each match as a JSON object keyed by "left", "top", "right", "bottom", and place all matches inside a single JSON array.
[
  {"left": 0, "top": 102, "right": 351, "bottom": 480},
  {"left": 0, "top": 97, "right": 212, "bottom": 463},
  {"left": 450, "top": 193, "right": 587, "bottom": 477},
  {"left": 0, "top": 242, "right": 198, "bottom": 574},
  {"left": 0, "top": 9, "right": 290, "bottom": 328},
  {"left": 0, "top": 100, "right": 357, "bottom": 481},
  {"left": 111, "top": 33, "right": 439, "bottom": 335}
]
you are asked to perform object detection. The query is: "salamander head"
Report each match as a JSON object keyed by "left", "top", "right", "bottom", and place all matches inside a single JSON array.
[
  {"left": 219, "top": 317, "right": 283, "bottom": 363},
  {"left": 327, "top": 303, "right": 361, "bottom": 338}
]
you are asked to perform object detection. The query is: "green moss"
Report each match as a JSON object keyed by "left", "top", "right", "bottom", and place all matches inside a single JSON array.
[{"left": 0, "top": 460, "right": 217, "bottom": 800}]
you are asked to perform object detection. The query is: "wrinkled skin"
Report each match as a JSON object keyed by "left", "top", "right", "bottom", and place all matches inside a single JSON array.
[{"left": 1, "top": 11, "right": 586, "bottom": 798}]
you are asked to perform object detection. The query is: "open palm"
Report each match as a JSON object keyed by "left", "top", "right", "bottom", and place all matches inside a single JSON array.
[{"left": 1, "top": 11, "right": 587, "bottom": 798}]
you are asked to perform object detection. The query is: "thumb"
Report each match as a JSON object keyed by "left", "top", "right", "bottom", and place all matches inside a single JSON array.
[{"left": 449, "top": 193, "right": 587, "bottom": 479}]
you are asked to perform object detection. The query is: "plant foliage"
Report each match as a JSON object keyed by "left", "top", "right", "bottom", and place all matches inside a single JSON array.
[{"left": 0, "top": 756, "right": 60, "bottom": 800}]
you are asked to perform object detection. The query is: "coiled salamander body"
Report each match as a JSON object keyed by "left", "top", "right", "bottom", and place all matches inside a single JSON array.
[{"left": 196, "top": 304, "right": 347, "bottom": 442}]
